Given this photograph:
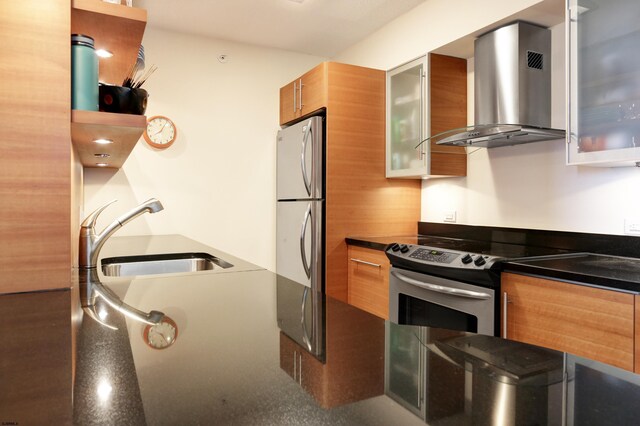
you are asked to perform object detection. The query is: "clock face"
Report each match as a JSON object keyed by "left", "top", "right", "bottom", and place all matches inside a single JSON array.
[
  {"left": 144, "top": 316, "right": 178, "bottom": 349},
  {"left": 144, "top": 115, "right": 177, "bottom": 149}
]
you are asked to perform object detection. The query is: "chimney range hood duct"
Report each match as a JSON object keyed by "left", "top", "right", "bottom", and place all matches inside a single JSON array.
[{"left": 422, "top": 21, "right": 565, "bottom": 149}]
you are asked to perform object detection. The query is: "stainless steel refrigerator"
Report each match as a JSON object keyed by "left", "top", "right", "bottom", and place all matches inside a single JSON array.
[
  {"left": 276, "top": 114, "right": 324, "bottom": 358},
  {"left": 276, "top": 115, "right": 324, "bottom": 292}
]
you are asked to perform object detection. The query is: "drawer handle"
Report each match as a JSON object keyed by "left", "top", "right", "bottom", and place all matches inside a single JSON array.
[{"left": 350, "top": 258, "right": 381, "bottom": 268}]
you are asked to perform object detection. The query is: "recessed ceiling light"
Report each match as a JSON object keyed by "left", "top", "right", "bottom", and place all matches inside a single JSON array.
[
  {"left": 94, "top": 153, "right": 110, "bottom": 158},
  {"left": 93, "top": 138, "right": 113, "bottom": 145},
  {"left": 96, "top": 49, "right": 113, "bottom": 58},
  {"left": 96, "top": 163, "right": 109, "bottom": 167}
]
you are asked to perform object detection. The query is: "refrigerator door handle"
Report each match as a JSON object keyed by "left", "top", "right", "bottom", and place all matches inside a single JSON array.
[
  {"left": 301, "top": 286, "right": 313, "bottom": 351},
  {"left": 300, "top": 120, "right": 313, "bottom": 197},
  {"left": 299, "top": 203, "right": 312, "bottom": 279}
]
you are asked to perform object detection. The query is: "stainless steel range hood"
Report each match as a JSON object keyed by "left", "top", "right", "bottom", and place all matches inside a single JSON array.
[{"left": 424, "top": 21, "right": 565, "bottom": 149}]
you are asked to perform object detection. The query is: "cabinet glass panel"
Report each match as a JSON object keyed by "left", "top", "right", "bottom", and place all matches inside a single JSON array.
[
  {"left": 568, "top": 0, "right": 640, "bottom": 166},
  {"left": 387, "top": 57, "right": 427, "bottom": 177},
  {"left": 385, "top": 322, "right": 425, "bottom": 418}
]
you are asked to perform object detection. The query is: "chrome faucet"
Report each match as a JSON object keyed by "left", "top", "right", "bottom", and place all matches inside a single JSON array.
[
  {"left": 79, "top": 198, "right": 164, "bottom": 269},
  {"left": 78, "top": 198, "right": 166, "bottom": 329}
]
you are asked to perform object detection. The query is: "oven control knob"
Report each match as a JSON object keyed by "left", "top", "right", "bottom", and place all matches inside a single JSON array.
[
  {"left": 390, "top": 243, "right": 401, "bottom": 252},
  {"left": 461, "top": 254, "right": 473, "bottom": 264},
  {"left": 474, "top": 256, "right": 486, "bottom": 267},
  {"left": 400, "top": 244, "right": 410, "bottom": 253}
]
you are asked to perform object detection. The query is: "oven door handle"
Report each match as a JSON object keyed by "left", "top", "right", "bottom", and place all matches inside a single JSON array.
[{"left": 391, "top": 271, "right": 492, "bottom": 300}]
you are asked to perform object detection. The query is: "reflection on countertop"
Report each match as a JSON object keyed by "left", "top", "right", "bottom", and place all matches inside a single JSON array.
[{"left": 3, "top": 235, "right": 640, "bottom": 424}]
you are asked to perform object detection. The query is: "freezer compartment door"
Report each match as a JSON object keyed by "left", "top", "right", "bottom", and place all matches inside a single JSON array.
[
  {"left": 277, "top": 200, "right": 323, "bottom": 290},
  {"left": 277, "top": 115, "right": 324, "bottom": 200}
]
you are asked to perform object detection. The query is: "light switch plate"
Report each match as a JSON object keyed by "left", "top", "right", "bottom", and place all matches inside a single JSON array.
[
  {"left": 444, "top": 210, "right": 457, "bottom": 223},
  {"left": 624, "top": 218, "right": 640, "bottom": 235}
]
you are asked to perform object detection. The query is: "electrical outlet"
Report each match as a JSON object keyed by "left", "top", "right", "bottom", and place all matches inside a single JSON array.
[
  {"left": 624, "top": 218, "right": 640, "bottom": 235},
  {"left": 444, "top": 210, "right": 457, "bottom": 223}
]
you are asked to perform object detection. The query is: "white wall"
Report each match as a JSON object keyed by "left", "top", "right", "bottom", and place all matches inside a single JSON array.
[
  {"left": 334, "top": 0, "right": 640, "bottom": 235},
  {"left": 84, "top": 28, "right": 325, "bottom": 270}
]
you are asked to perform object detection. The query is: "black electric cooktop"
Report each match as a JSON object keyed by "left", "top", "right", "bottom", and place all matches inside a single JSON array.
[{"left": 415, "top": 236, "right": 567, "bottom": 259}]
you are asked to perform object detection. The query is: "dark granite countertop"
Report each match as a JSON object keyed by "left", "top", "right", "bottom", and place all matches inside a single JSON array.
[
  {"left": 503, "top": 253, "right": 640, "bottom": 294},
  {"left": 4, "top": 235, "right": 640, "bottom": 424}
]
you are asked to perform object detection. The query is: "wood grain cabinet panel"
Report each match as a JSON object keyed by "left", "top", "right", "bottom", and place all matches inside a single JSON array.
[
  {"left": 501, "top": 272, "right": 635, "bottom": 371},
  {"left": 429, "top": 53, "right": 467, "bottom": 177},
  {"left": 347, "top": 246, "right": 390, "bottom": 320},
  {"left": 0, "top": 0, "right": 72, "bottom": 294}
]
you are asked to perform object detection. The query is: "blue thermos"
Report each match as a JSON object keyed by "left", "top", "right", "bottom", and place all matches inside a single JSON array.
[{"left": 71, "top": 34, "right": 99, "bottom": 111}]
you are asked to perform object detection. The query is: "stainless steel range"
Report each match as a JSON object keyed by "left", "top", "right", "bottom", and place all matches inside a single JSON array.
[{"left": 387, "top": 240, "right": 502, "bottom": 336}]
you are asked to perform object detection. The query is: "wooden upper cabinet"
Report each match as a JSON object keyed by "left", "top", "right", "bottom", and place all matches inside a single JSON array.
[
  {"left": 501, "top": 272, "right": 635, "bottom": 372},
  {"left": 386, "top": 53, "right": 467, "bottom": 178},
  {"left": 279, "top": 63, "right": 327, "bottom": 126}
]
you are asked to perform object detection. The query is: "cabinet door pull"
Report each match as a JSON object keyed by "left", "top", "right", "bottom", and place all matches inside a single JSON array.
[
  {"left": 293, "top": 350, "right": 297, "bottom": 381},
  {"left": 299, "top": 78, "right": 304, "bottom": 111},
  {"left": 419, "top": 70, "right": 426, "bottom": 161},
  {"left": 293, "top": 81, "right": 297, "bottom": 113},
  {"left": 503, "top": 291, "right": 510, "bottom": 338},
  {"left": 350, "top": 258, "right": 381, "bottom": 268},
  {"left": 300, "top": 204, "right": 312, "bottom": 279}
]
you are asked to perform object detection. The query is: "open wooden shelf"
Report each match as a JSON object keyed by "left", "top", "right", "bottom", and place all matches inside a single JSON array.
[
  {"left": 71, "top": 110, "right": 146, "bottom": 169},
  {"left": 71, "top": 0, "right": 148, "bottom": 169},
  {"left": 71, "top": 0, "right": 147, "bottom": 85}
]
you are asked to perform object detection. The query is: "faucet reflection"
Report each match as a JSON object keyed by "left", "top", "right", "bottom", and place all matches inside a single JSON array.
[
  {"left": 78, "top": 198, "right": 165, "bottom": 329},
  {"left": 79, "top": 269, "right": 164, "bottom": 330}
]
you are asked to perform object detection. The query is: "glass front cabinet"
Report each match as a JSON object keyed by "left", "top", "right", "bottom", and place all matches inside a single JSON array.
[
  {"left": 568, "top": 0, "right": 640, "bottom": 166},
  {"left": 386, "top": 56, "right": 428, "bottom": 178}
]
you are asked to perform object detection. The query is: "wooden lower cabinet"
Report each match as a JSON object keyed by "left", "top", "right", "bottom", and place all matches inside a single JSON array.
[
  {"left": 636, "top": 295, "right": 640, "bottom": 373},
  {"left": 347, "top": 245, "right": 390, "bottom": 320},
  {"left": 501, "top": 272, "right": 635, "bottom": 372},
  {"left": 279, "top": 297, "right": 385, "bottom": 408}
]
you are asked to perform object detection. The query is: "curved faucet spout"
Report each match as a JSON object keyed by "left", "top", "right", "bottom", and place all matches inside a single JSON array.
[
  {"left": 79, "top": 198, "right": 164, "bottom": 269},
  {"left": 80, "top": 268, "right": 165, "bottom": 329}
]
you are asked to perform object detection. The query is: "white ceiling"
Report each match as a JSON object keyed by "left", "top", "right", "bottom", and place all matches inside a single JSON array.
[{"left": 136, "top": 0, "right": 428, "bottom": 57}]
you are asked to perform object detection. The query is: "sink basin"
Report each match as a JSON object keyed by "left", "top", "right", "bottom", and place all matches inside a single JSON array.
[{"left": 101, "top": 252, "right": 234, "bottom": 277}]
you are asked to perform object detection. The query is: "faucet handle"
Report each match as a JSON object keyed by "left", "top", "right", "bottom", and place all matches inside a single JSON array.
[{"left": 81, "top": 199, "right": 118, "bottom": 229}]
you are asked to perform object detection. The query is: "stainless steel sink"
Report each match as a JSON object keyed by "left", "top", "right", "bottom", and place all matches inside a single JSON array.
[{"left": 101, "top": 252, "right": 234, "bottom": 277}]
